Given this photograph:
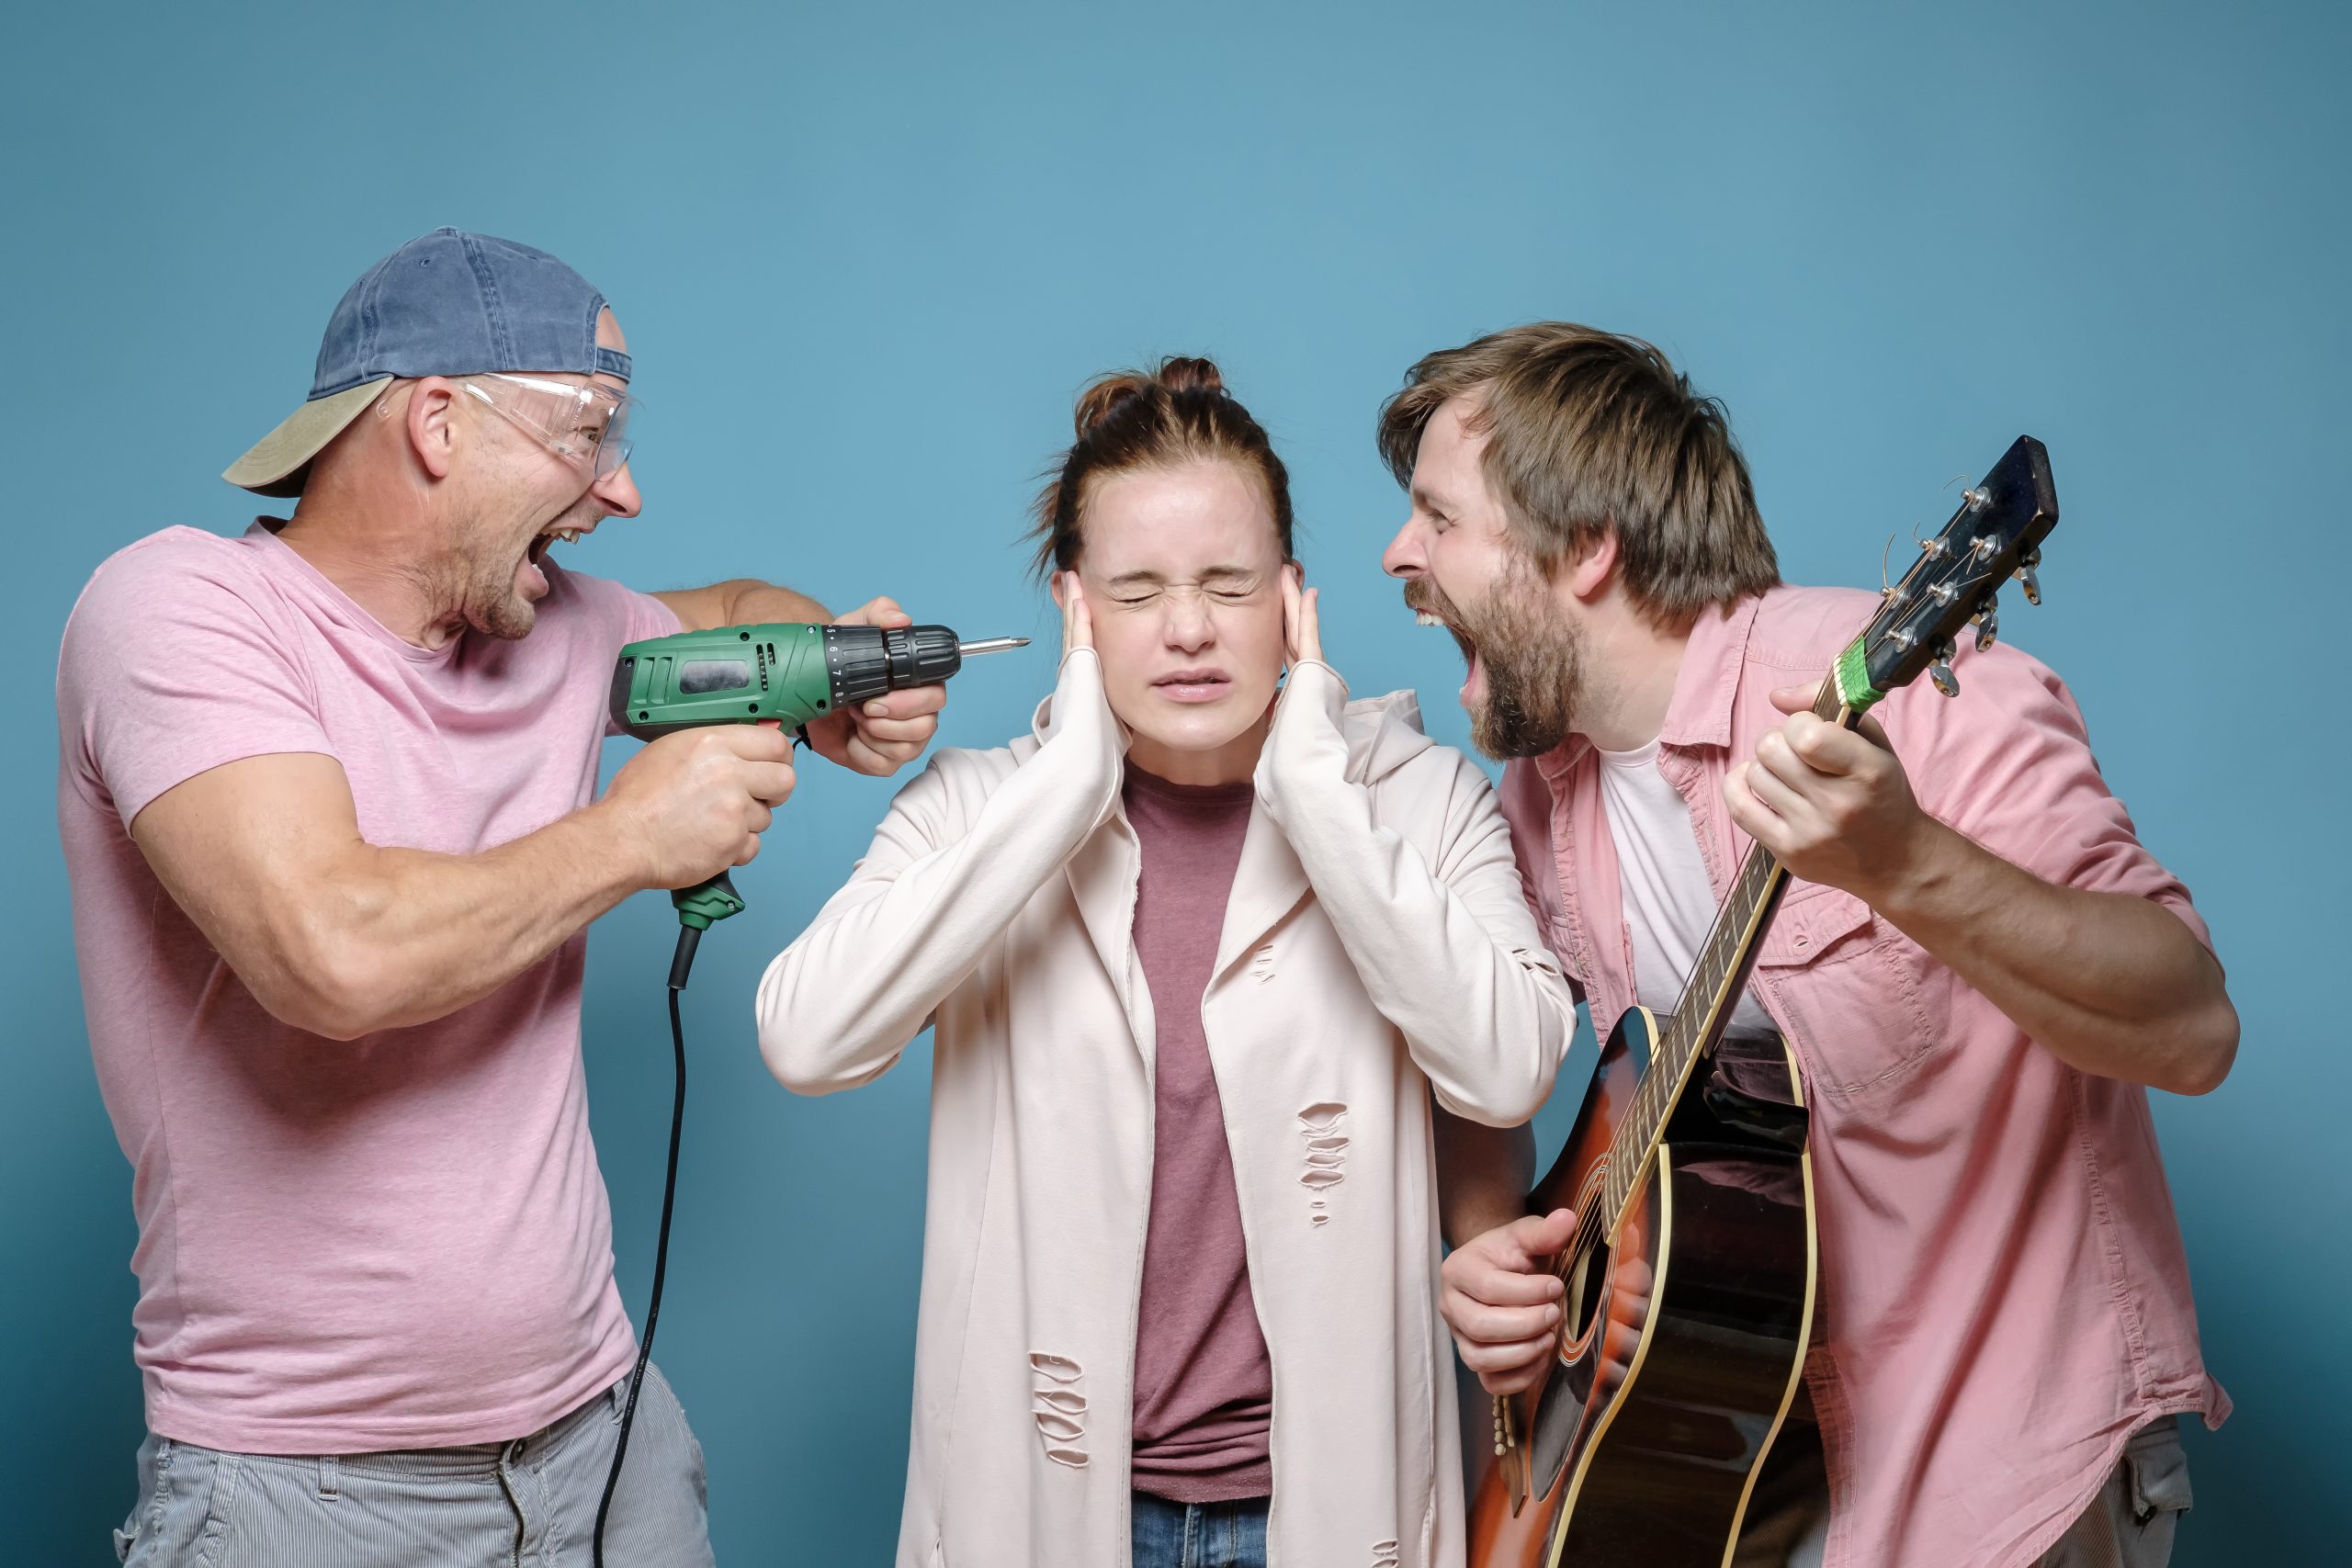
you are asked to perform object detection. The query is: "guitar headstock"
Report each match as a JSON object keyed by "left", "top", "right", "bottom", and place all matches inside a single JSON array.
[{"left": 1832, "top": 434, "right": 2058, "bottom": 713}]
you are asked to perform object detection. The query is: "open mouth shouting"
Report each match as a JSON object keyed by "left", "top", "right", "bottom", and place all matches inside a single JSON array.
[
  {"left": 1405, "top": 581, "right": 1486, "bottom": 707},
  {"left": 518, "top": 518, "right": 598, "bottom": 600}
]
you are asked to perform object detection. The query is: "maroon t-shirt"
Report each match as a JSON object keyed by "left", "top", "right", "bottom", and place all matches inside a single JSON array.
[{"left": 1124, "top": 767, "right": 1274, "bottom": 1503}]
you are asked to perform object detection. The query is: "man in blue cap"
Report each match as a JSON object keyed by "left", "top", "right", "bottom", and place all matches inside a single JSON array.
[{"left": 56, "top": 230, "right": 940, "bottom": 1563}]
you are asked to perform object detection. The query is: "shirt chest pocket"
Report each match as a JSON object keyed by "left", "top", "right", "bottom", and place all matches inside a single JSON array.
[{"left": 1751, "top": 881, "right": 1944, "bottom": 1101}]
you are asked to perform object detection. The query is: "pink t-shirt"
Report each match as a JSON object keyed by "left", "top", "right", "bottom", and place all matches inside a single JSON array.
[
  {"left": 1123, "top": 767, "right": 1273, "bottom": 1503},
  {"left": 54, "top": 522, "right": 679, "bottom": 1454}
]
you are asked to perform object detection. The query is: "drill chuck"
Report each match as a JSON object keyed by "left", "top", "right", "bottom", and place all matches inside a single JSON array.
[{"left": 826, "top": 624, "right": 966, "bottom": 706}]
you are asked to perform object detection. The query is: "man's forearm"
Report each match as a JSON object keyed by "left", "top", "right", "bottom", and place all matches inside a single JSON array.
[
  {"left": 293, "top": 804, "right": 646, "bottom": 1038},
  {"left": 654, "top": 579, "right": 831, "bottom": 633},
  {"left": 1875, "top": 820, "right": 2238, "bottom": 1094}
]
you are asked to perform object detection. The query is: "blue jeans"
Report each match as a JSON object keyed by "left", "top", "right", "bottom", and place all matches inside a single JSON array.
[{"left": 1132, "top": 1492, "right": 1270, "bottom": 1568}]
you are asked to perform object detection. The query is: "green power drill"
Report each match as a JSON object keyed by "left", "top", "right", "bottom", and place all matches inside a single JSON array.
[{"left": 609, "top": 620, "right": 1027, "bottom": 977}]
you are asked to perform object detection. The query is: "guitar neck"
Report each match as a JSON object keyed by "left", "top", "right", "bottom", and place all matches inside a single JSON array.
[{"left": 1598, "top": 671, "right": 1853, "bottom": 1236}]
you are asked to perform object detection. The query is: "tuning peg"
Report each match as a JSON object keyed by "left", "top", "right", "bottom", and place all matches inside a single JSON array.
[
  {"left": 1928, "top": 638, "right": 1961, "bottom": 697},
  {"left": 2014, "top": 546, "right": 2042, "bottom": 606},
  {"left": 1973, "top": 603, "right": 1999, "bottom": 652},
  {"left": 1962, "top": 485, "right": 1992, "bottom": 513}
]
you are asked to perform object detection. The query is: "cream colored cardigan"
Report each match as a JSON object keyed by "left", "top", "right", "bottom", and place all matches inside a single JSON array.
[{"left": 756, "top": 650, "right": 1576, "bottom": 1568}]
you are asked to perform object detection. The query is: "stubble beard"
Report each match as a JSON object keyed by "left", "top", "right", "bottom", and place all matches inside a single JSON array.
[
  {"left": 451, "top": 466, "right": 560, "bottom": 642},
  {"left": 464, "top": 537, "right": 540, "bottom": 641}
]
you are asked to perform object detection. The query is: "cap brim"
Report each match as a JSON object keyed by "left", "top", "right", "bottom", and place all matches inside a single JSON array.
[{"left": 221, "top": 378, "right": 394, "bottom": 497}]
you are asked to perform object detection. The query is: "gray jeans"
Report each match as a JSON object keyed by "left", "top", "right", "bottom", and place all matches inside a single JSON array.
[
  {"left": 113, "top": 1363, "right": 714, "bottom": 1567},
  {"left": 1734, "top": 1415, "right": 2193, "bottom": 1568}
]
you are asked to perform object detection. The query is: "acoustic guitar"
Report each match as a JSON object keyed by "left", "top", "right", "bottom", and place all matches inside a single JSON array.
[{"left": 1469, "top": 435, "right": 2061, "bottom": 1568}]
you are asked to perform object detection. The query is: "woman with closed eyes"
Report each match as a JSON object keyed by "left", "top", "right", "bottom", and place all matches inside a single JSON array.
[{"left": 756, "top": 357, "right": 1577, "bottom": 1568}]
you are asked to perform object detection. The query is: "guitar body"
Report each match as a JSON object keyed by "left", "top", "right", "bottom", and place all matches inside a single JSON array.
[{"left": 1468, "top": 1007, "right": 1818, "bottom": 1568}]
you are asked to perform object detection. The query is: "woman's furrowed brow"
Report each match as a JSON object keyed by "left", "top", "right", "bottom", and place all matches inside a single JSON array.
[{"left": 1102, "top": 564, "right": 1259, "bottom": 588}]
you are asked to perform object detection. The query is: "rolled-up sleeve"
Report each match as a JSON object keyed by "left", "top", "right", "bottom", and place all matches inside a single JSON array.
[{"left": 1888, "top": 640, "right": 2212, "bottom": 954}]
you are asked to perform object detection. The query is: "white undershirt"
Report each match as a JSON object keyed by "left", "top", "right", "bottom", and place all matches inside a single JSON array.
[{"left": 1592, "top": 739, "right": 1777, "bottom": 1038}]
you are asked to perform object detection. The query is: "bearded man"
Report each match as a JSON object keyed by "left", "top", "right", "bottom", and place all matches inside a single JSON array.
[{"left": 1394, "top": 324, "right": 2233, "bottom": 1568}]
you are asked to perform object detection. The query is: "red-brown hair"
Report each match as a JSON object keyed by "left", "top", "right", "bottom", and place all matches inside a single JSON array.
[{"left": 1030, "top": 355, "right": 1295, "bottom": 580}]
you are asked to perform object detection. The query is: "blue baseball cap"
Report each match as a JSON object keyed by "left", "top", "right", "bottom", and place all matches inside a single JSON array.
[{"left": 225, "top": 228, "right": 633, "bottom": 497}]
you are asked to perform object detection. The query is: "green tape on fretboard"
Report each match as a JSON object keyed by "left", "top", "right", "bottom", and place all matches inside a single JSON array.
[{"left": 1834, "top": 637, "right": 1883, "bottom": 713}]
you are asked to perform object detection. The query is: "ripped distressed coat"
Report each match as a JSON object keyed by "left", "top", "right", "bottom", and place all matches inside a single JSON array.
[{"left": 756, "top": 649, "right": 1577, "bottom": 1567}]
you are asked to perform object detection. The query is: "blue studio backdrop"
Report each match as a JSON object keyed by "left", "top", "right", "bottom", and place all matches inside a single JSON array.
[{"left": 5, "top": 3, "right": 2342, "bottom": 1561}]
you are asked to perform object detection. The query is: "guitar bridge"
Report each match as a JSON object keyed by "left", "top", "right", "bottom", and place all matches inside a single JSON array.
[{"left": 1495, "top": 1394, "right": 1527, "bottom": 1513}]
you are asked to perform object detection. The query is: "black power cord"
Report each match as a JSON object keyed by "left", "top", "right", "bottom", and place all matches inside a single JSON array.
[{"left": 593, "top": 926, "right": 698, "bottom": 1567}]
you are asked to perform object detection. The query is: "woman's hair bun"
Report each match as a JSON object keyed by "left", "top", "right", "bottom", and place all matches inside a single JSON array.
[
  {"left": 1154, "top": 355, "right": 1226, "bottom": 398},
  {"left": 1070, "top": 356, "right": 1228, "bottom": 438}
]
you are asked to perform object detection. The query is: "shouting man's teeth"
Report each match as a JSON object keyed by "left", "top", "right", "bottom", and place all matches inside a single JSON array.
[{"left": 1415, "top": 611, "right": 1442, "bottom": 627}]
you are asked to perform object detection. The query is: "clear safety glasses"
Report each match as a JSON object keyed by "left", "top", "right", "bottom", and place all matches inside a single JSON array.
[{"left": 462, "top": 372, "right": 638, "bottom": 482}]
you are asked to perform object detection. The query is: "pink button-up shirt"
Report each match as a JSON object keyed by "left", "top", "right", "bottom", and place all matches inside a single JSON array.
[{"left": 1498, "top": 584, "right": 2227, "bottom": 1568}]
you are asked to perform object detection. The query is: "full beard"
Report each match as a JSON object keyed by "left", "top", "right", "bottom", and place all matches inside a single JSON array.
[{"left": 1406, "top": 554, "right": 1586, "bottom": 760}]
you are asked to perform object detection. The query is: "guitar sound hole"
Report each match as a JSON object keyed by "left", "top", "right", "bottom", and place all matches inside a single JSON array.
[{"left": 1564, "top": 1239, "right": 1611, "bottom": 1351}]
